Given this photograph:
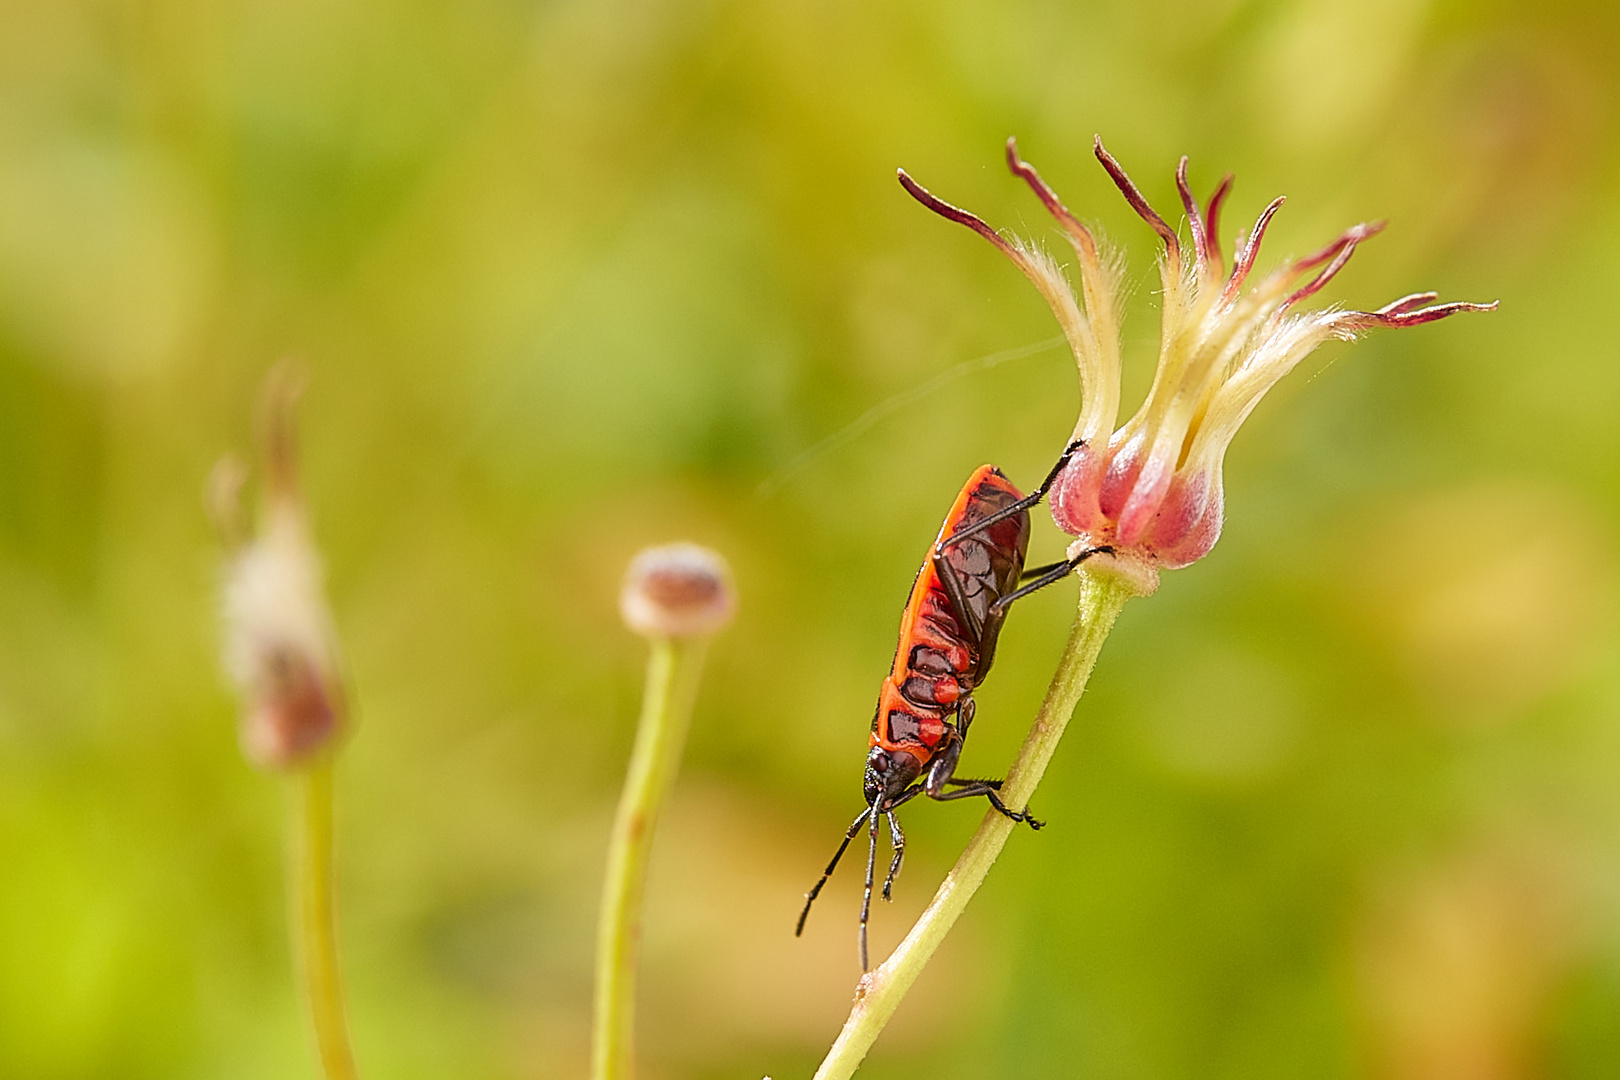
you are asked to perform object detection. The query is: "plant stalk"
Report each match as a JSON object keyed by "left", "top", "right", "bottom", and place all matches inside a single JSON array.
[
  {"left": 592, "top": 636, "right": 710, "bottom": 1080},
  {"left": 812, "top": 567, "right": 1138, "bottom": 1080},
  {"left": 293, "top": 758, "right": 360, "bottom": 1080}
]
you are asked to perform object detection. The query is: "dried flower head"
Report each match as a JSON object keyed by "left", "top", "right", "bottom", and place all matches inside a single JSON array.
[
  {"left": 215, "top": 366, "right": 346, "bottom": 769},
  {"left": 620, "top": 543, "right": 736, "bottom": 639},
  {"left": 900, "top": 138, "right": 1496, "bottom": 586}
]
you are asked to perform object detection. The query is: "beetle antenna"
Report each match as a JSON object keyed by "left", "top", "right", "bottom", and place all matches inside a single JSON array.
[
  {"left": 859, "top": 794, "right": 882, "bottom": 971},
  {"left": 795, "top": 806, "right": 871, "bottom": 936}
]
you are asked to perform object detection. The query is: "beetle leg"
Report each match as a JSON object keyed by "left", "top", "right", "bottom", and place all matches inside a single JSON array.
[
  {"left": 937, "top": 438, "right": 1085, "bottom": 548},
  {"left": 930, "top": 542, "right": 986, "bottom": 644},
  {"left": 972, "top": 545, "right": 1114, "bottom": 684},
  {"left": 987, "top": 544, "right": 1116, "bottom": 616},
  {"left": 881, "top": 810, "right": 906, "bottom": 901},
  {"left": 930, "top": 780, "right": 1045, "bottom": 830},
  {"left": 924, "top": 726, "right": 965, "bottom": 798},
  {"left": 956, "top": 695, "right": 977, "bottom": 738},
  {"left": 927, "top": 713, "right": 1043, "bottom": 830},
  {"left": 795, "top": 805, "right": 872, "bottom": 936},
  {"left": 932, "top": 442, "right": 1089, "bottom": 646},
  {"left": 885, "top": 782, "right": 927, "bottom": 811},
  {"left": 947, "top": 445, "right": 1106, "bottom": 684}
]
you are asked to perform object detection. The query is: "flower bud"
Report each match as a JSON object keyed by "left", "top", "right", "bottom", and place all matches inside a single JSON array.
[
  {"left": 902, "top": 137, "right": 1496, "bottom": 580},
  {"left": 217, "top": 366, "right": 346, "bottom": 769},
  {"left": 619, "top": 543, "right": 736, "bottom": 639}
]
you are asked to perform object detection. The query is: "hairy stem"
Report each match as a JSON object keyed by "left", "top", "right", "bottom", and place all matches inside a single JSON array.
[
  {"left": 812, "top": 567, "right": 1139, "bottom": 1080},
  {"left": 592, "top": 636, "right": 711, "bottom": 1080},
  {"left": 293, "top": 759, "right": 360, "bottom": 1080}
]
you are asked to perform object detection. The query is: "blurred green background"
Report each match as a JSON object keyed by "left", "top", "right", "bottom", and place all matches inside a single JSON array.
[{"left": 0, "top": 0, "right": 1616, "bottom": 1077}]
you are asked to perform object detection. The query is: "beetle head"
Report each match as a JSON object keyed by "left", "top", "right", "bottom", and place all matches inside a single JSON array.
[{"left": 864, "top": 746, "right": 923, "bottom": 810}]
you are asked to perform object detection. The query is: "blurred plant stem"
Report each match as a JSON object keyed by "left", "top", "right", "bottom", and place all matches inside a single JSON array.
[
  {"left": 592, "top": 636, "right": 711, "bottom": 1080},
  {"left": 293, "top": 758, "right": 360, "bottom": 1080},
  {"left": 812, "top": 567, "right": 1140, "bottom": 1080}
]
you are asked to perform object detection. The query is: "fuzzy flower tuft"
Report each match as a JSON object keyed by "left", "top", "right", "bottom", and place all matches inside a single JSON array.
[
  {"left": 214, "top": 367, "right": 346, "bottom": 770},
  {"left": 899, "top": 137, "right": 1496, "bottom": 583}
]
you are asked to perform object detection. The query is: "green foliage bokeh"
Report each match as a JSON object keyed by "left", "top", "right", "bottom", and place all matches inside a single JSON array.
[{"left": 0, "top": 0, "right": 1617, "bottom": 1077}]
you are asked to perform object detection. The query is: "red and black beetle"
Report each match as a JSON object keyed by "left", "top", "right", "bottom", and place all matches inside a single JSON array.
[{"left": 797, "top": 441, "right": 1110, "bottom": 969}]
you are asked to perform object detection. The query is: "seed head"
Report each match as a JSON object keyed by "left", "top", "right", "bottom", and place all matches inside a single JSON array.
[
  {"left": 216, "top": 366, "right": 346, "bottom": 769},
  {"left": 620, "top": 543, "right": 736, "bottom": 640}
]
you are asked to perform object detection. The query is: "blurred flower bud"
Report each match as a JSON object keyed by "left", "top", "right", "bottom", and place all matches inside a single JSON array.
[
  {"left": 620, "top": 543, "right": 736, "bottom": 639},
  {"left": 217, "top": 366, "right": 346, "bottom": 769}
]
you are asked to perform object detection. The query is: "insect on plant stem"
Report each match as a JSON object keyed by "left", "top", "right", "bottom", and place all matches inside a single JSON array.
[
  {"left": 795, "top": 444, "right": 1114, "bottom": 971},
  {"left": 811, "top": 566, "right": 1142, "bottom": 1080}
]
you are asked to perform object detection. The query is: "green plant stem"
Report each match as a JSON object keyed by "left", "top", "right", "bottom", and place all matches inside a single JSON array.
[
  {"left": 812, "top": 567, "right": 1139, "bottom": 1080},
  {"left": 592, "top": 636, "right": 710, "bottom": 1080},
  {"left": 293, "top": 759, "right": 359, "bottom": 1080}
]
